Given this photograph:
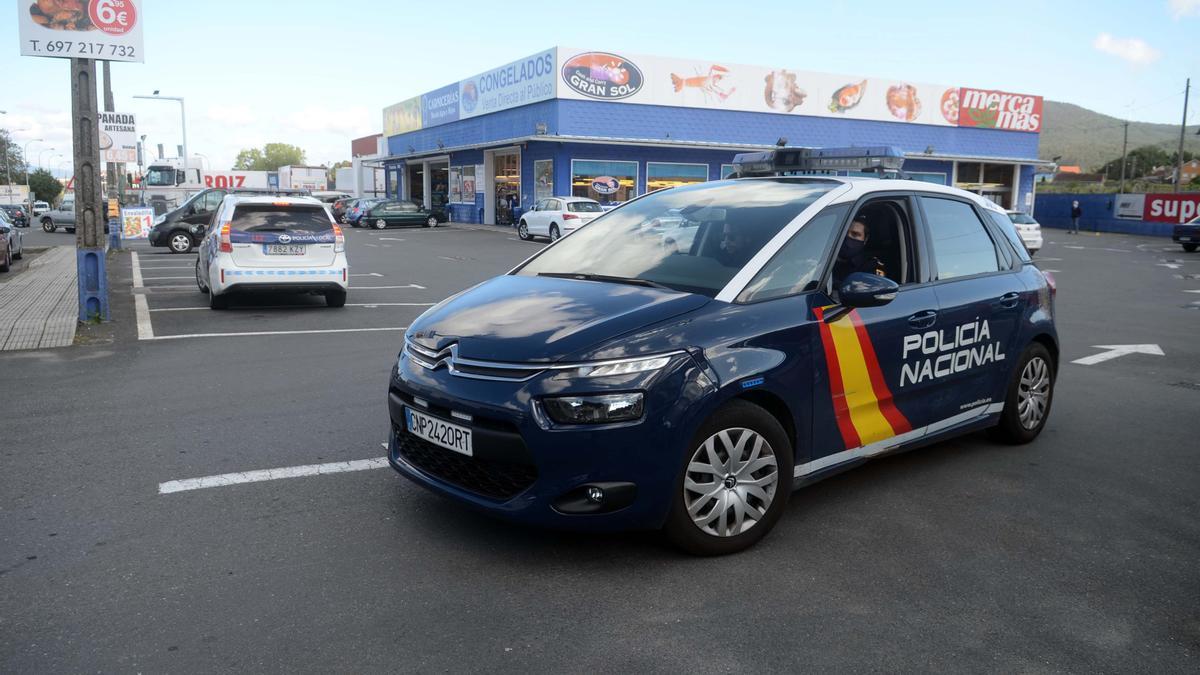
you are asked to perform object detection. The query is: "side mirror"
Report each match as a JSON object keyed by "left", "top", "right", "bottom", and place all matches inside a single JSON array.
[{"left": 839, "top": 272, "right": 899, "bottom": 308}]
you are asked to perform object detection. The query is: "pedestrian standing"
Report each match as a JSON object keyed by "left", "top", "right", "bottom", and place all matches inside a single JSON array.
[{"left": 1070, "top": 200, "right": 1082, "bottom": 234}]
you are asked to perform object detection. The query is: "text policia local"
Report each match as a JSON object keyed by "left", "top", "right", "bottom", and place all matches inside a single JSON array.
[{"left": 900, "top": 319, "right": 1006, "bottom": 388}]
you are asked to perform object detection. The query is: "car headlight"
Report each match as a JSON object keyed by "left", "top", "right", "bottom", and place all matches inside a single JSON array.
[
  {"left": 573, "top": 355, "right": 673, "bottom": 378},
  {"left": 542, "top": 393, "right": 644, "bottom": 425}
]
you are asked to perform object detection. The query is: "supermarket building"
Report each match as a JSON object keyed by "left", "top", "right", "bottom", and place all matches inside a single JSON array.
[{"left": 378, "top": 47, "right": 1043, "bottom": 225}]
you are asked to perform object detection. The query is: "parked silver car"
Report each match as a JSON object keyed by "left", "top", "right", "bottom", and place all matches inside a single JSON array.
[{"left": 0, "top": 208, "right": 25, "bottom": 272}]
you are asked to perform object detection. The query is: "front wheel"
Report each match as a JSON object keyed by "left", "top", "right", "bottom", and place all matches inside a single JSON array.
[
  {"left": 41, "top": 218, "right": 56, "bottom": 233},
  {"left": 517, "top": 221, "right": 531, "bottom": 240},
  {"left": 992, "top": 342, "right": 1055, "bottom": 444},
  {"left": 1184, "top": 243, "right": 1198, "bottom": 253},
  {"left": 168, "top": 232, "right": 194, "bottom": 254},
  {"left": 426, "top": 215, "right": 439, "bottom": 228},
  {"left": 663, "top": 400, "right": 793, "bottom": 556},
  {"left": 373, "top": 219, "right": 387, "bottom": 230}
]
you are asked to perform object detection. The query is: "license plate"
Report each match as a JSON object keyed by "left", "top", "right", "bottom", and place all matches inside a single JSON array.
[
  {"left": 405, "top": 407, "right": 473, "bottom": 457},
  {"left": 264, "top": 244, "right": 305, "bottom": 255}
]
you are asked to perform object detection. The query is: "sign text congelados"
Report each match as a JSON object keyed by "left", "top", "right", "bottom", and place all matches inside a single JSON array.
[{"left": 476, "top": 53, "right": 554, "bottom": 94}]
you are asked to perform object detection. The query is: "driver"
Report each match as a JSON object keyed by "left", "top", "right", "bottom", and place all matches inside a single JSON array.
[
  {"left": 832, "top": 219, "right": 886, "bottom": 286},
  {"left": 717, "top": 223, "right": 751, "bottom": 268}
]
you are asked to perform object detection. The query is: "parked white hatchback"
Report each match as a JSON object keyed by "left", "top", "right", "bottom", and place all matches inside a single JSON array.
[
  {"left": 195, "top": 195, "right": 348, "bottom": 310},
  {"left": 517, "top": 196, "right": 604, "bottom": 241},
  {"left": 1006, "top": 210, "right": 1043, "bottom": 255}
]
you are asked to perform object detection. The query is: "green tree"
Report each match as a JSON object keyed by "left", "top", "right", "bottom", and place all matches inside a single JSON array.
[
  {"left": 0, "top": 128, "right": 29, "bottom": 184},
  {"left": 1098, "top": 145, "right": 1173, "bottom": 179},
  {"left": 232, "top": 143, "right": 306, "bottom": 171},
  {"left": 28, "top": 169, "right": 63, "bottom": 203}
]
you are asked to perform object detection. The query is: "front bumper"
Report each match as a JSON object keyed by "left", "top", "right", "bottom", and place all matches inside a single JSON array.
[{"left": 386, "top": 348, "right": 715, "bottom": 531}]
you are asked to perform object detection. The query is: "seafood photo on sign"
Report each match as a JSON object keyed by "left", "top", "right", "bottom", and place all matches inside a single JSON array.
[
  {"left": 886, "top": 84, "right": 922, "bottom": 121},
  {"left": 829, "top": 80, "right": 866, "bottom": 113},
  {"left": 669, "top": 65, "right": 737, "bottom": 104},
  {"left": 939, "top": 87, "right": 961, "bottom": 124},
  {"left": 763, "top": 70, "right": 806, "bottom": 112},
  {"left": 29, "top": 0, "right": 95, "bottom": 31}
]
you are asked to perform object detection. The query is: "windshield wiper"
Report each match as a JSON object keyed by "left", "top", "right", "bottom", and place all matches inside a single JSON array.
[{"left": 537, "top": 272, "right": 673, "bottom": 290}]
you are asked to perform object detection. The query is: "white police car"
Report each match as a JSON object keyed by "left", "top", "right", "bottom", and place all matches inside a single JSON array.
[{"left": 195, "top": 195, "right": 348, "bottom": 310}]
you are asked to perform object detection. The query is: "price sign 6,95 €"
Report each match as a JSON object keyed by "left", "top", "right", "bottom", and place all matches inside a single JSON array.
[{"left": 18, "top": 0, "right": 144, "bottom": 63}]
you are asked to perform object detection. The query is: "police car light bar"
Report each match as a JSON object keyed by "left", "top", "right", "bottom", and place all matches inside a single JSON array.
[{"left": 731, "top": 146, "right": 906, "bottom": 178}]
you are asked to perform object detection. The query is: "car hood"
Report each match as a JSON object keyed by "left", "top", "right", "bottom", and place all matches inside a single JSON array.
[{"left": 406, "top": 275, "right": 710, "bottom": 363}]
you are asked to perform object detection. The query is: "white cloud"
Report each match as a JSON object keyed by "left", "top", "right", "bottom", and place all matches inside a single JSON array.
[
  {"left": 1093, "top": 33, "right": 1162, "bottom": 66},
  {"left": 1169, "top": 0, "right": 1200, "bottom": 19}
]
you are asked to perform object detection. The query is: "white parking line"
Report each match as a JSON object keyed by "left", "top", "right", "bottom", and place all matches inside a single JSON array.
[
  {"left": 159, "top": 457, "right": 390, "bottom": 494},
  {"left": 143, "top": 326, "right": 408, "bottom": 341},
  {"left": 149, "top": 303, "right": 434, "bottom": 312},
  {"left": 142, "top": 276, "right": 194, "bottom": 280},
  {"left": 137, "top": 264, "right": 192, "bottom": 269},
  {"left": 351, "top": 273, "right": 383, "bottom": 277},
  {"left": 130, "top": 251, "right": 154, "bottom": 340},
  {"left": 352, "top": 284, "right": 426, "bottom": 289}
]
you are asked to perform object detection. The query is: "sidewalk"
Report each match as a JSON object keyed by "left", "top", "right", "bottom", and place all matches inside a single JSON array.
[
  {"left": 450, "top": 221, "right": 517, "bottom": 235},
  {"left": 0, "top": 246, "right": 78, "bottom": 351}
]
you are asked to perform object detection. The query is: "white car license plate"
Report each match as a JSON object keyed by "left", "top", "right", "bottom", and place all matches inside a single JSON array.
[
  {"left": 264, "top": 244, "right": 305, "bottom": 255},
  {"left": 405, "top": 407, "right": 473, "bottom": 457}
]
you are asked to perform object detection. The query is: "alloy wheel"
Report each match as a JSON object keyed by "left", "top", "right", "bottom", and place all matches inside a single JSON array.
[
  {"left": 426, "top": 216, "right": 438, "bottom": 227},
  {"left": 374, "top": 219, "right": 387, "bottom": 230},
  {"left": 169, "top": 233, "right": 192, "bottom": 253},
  {"left": 683, "top": 428, "right": 779, "bottom": 537},
  {"left": 1017, "top": 356, "right": 1050, "bottom": 429}
]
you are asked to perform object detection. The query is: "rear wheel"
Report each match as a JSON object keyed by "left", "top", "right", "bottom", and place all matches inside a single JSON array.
[
  {"left": 992, "top": 342, "right": 1055, "bottom": 444},
  {"left": 1184, "top": 243, "right": 1198, "bottom": 252},
  {"left": 663, "top": 400, "right": 792, "bottom": 556},
  {"left": 426, "top": 215, "right": 439, "bottom": 228},
  {"left": 0, "top": 244, "right": 10, "bottom": 272},
  {"left": 374, "top": 219, "right": 387, "bottom": 230},
  {"left": 41, "top": 218, "right": 55, "bottom": 233},
  {"left": 195, "top": 259, "right": 209, "bottom": 294},
  {"left": 12, "top": 242, "right": 21, "bottom": 260},
  {"left": 209, "top": 290, "right": 229, "bottom": 310},
  {"left": 168, "top": 232, "right": 193, "bottom": 253},
  {"left": 549, "top": 224, "right": 561, "bottom": 242},
  {"left": 325, "top": 289, "right": 347, "bottom": 308}
]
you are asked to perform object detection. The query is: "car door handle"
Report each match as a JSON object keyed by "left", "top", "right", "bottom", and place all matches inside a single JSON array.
[
  {"left": 994, "top": 292, "right": 1021, "bottom": 309},
  {"left": 907, "top": 310, "right": 938, "bottom": 329}
]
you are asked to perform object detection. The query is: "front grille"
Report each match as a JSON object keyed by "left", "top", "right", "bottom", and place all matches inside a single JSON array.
[
  {"left": 404, "top": 339, "right": 549, "bottom": 382},
  {"left": 394, "top": 430, "right": 537, "bottom": 501}
]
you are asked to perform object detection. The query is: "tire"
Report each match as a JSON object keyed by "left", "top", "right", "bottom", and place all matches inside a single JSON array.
[
  {"left": 350, "top": 220, "right": 361, "bottom": 228},
  {"left": 517, "top": 221, "right": 531, "bottom": 240},
  {"left": 373, "top": 219, "right": 387, "bottom": 230},
  {"left": 168, "top": 232, "right": 193, "bottom": 254},
  {"left": 1184, "top": 243, "right": 1198, "bottom": 253},
  {"left": 426, "top": 215, "right": 439, "bottom": 228},
  {"left": 663, "top": 400, "right": 793, "bottom": 556},
  {"left": 12, "top": 243, "right": 21, "bottom": 260},
  {"left": 549, "top": 224, "right": 561, "bottom": 242},
  {"left": 41, "top": 218, "right": 55, "bottom": 233},
  {"left": 195, "top": 259, "right": 209, "bottom": 294},
  {"left": 0, "top": 244, "right": 10, "bottom": 273},
  {"left": 992, "top": 342, "right": 1055, "bottom": 444},
  {"left": 325, "top": 289, "right": 347, "bottom": 308},
  {"left": 209, "top": 290, "right": 229, "bottom": 310}
]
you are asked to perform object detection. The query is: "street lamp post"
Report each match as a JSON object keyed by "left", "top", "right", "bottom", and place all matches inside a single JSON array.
[
  {"left": 23, "top": 138, "right": 44, "bottom": 211},
  {"left": 133, "top": 94, "right": 187, "bottom": 178}
]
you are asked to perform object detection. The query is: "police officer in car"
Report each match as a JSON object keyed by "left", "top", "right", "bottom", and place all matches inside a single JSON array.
[{"left": 832, "top": 219, "right": 886, "bottom": 287}]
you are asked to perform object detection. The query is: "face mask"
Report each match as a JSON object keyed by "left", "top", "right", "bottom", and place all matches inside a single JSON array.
[{"left": 840, "top": 237, "right": 865, "bottom": 260}]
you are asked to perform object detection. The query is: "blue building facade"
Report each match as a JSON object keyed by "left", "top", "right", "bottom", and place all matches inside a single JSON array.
[{"left": 380, "top": 49, "right": 1043, "bottom": 225}]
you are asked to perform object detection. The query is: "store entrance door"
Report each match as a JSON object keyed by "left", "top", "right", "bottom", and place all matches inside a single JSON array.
[
  {"left": 429, "top": 162, "right": 449, "bottom": 210},
  {"left": 408, "top": 163, "right": 424, "bottom": 205},
  {"left": 492, "top": 152, "right": 520, "bottom": 225}
]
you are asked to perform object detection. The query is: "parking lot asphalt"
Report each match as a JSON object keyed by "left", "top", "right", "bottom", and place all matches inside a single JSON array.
[{"left": 1, "top": 225, "right": 1198, "bottom": 672}]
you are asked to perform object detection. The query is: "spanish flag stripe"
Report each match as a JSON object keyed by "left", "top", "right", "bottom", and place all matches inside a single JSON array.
[
  {"left": 847, "top": 310, "right": 912, "bottom": 434},
  {"left": 814, "top": 307, "right": 861, "bottom": 450},
  {"left": 826, "top": 314, "right": 896, "bottom": 446}
]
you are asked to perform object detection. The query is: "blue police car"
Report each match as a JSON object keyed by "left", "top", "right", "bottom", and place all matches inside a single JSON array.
[{"left": 387, "top": 147, "right": 1058, "bottom": 555}]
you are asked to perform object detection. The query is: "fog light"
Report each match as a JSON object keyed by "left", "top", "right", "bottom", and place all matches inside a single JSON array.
[
  {"left": 542, "top": 393, "right": 644, "bottom": 425},
  {"left": 586, "top": 486, "right": 605, "bottom": 503}
]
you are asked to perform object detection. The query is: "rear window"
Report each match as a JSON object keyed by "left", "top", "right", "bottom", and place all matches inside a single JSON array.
[
  {"left": 230, "top": 204, "right": 333, "bottom": 233},
  {"left": 567, "top": 201, "right": 603, "bottom": 213}
]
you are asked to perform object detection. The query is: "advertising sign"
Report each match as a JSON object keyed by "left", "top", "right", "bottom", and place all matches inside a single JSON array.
[
  {"left": 459, "top": 49, "right": 556, "bottom": 120},
  {"left": 957, "top": 88, "right": 1043, "bottom": 132},
  {"left": 383, "top": 97, "right": 422, "bottom": 136},
  {"left": 98, "top": 111, "right": 136, "bottom": 163},
  {"left": 18, "top": 0, "right": 144, "bottom": 63},
  {"left": 591, "top": 176, "right": 620, "bottom": 195},
  {"left": 561, "top": 52, "right": 644, "bottom": 100},
  {"left": 120, "top": 206, "right": 153, "bottom": 238},
  {"left": 1143, "top": 194, "right": 1200, "bottom": 224},
  {"left": 1115, "top": 194, "right": 1145, "bottom": 220},
  {"left": 421, "top": 83, "right": 460, "bottom": 127},
  {"left": 474, "top": 164, "right": 485, "bottom": 192}
]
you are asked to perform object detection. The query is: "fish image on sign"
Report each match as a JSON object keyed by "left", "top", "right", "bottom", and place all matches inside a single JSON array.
[{"left": 561, "top": 52, "right": 644, "bottom": 100}]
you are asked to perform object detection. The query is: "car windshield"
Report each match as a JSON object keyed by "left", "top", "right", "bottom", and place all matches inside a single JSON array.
[
  {"left": 516, "top": 179, "right": 835, "bottom": 297},
  {"left": 144, "top": 167, "right": 177, "bottom": 187},
  {"left": 567, "top": 201, "right": 603, "bottom": 213},
  {"left": 230, "top": 204, "right": 333, "bottom": 232},
  {"left": 1008, "top": 213, "right": 1037, "bottom": 224}
]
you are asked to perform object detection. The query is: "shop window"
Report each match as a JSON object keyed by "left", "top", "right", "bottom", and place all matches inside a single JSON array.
[
  {"left": 449, "top": 166, "right": 462, "bottom": 204},
  {"left": 534, "top": 159, "right": 553, "bottom": 201},
  {"left": 907, "top": 172, "right": 947, "bottom": 185},
  {"left": 571, "top": 159, "right": 637, "bottom": 204},
  {"left": 647, "top": 162, "right": 709, "bottom": 192},
  {"left": 720, "top": 164, "right": 737, "bottom": 179},
  {"left": 461, "top": 165, "right": 477, "bottom": 201}
]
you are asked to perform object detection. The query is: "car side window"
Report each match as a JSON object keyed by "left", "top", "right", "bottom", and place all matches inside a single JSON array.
[
  {"left": 738, "top": 204, "right": 847, "bottom": 303},
  {"left": 985, "top": 210, "right": 1032, "bottom": 264},
  {"left": 398, "top": 202, "right": 418, "bottom": 213},
  {"left": 920, "top": 196, "right": 1002, "bottom": 280}
]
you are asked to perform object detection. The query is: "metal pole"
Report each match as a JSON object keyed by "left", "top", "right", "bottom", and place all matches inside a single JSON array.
[
  {"left": 71, "top": 57, "right": 108, "bottom": 321},
  {"left": 23, "top": 138, "right": 42, "bottom": 211},
  {"left": 1177, "top": 78, "right": 1190, "bottom": 194},
  {"left": 180, "top": 97, "right": 188, "bottom": 179},
  {"left": 102, "top": 60, "right": 116, "bottom": 199},
  {"left": 1119, "top": 121, "right": 1128, "bottom": 195}
]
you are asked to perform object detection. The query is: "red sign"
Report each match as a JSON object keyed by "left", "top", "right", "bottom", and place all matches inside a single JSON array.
[
  {"left": 89, "top": 0, "right": 137, "bottom": 36},
  {"left": 204, "top": 174, "right": 247, "bottom": 189},
  {"left": 957, "top": 88, "right": 1043, "bottom": 133},
  {"left": 1144, "top": 194, "right": 1200, "bottom": 224}
]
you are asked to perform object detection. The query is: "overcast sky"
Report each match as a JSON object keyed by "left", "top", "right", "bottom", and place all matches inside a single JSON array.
[{"left": 2, "top": 0, "right": 1198, "bottom": 176}]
